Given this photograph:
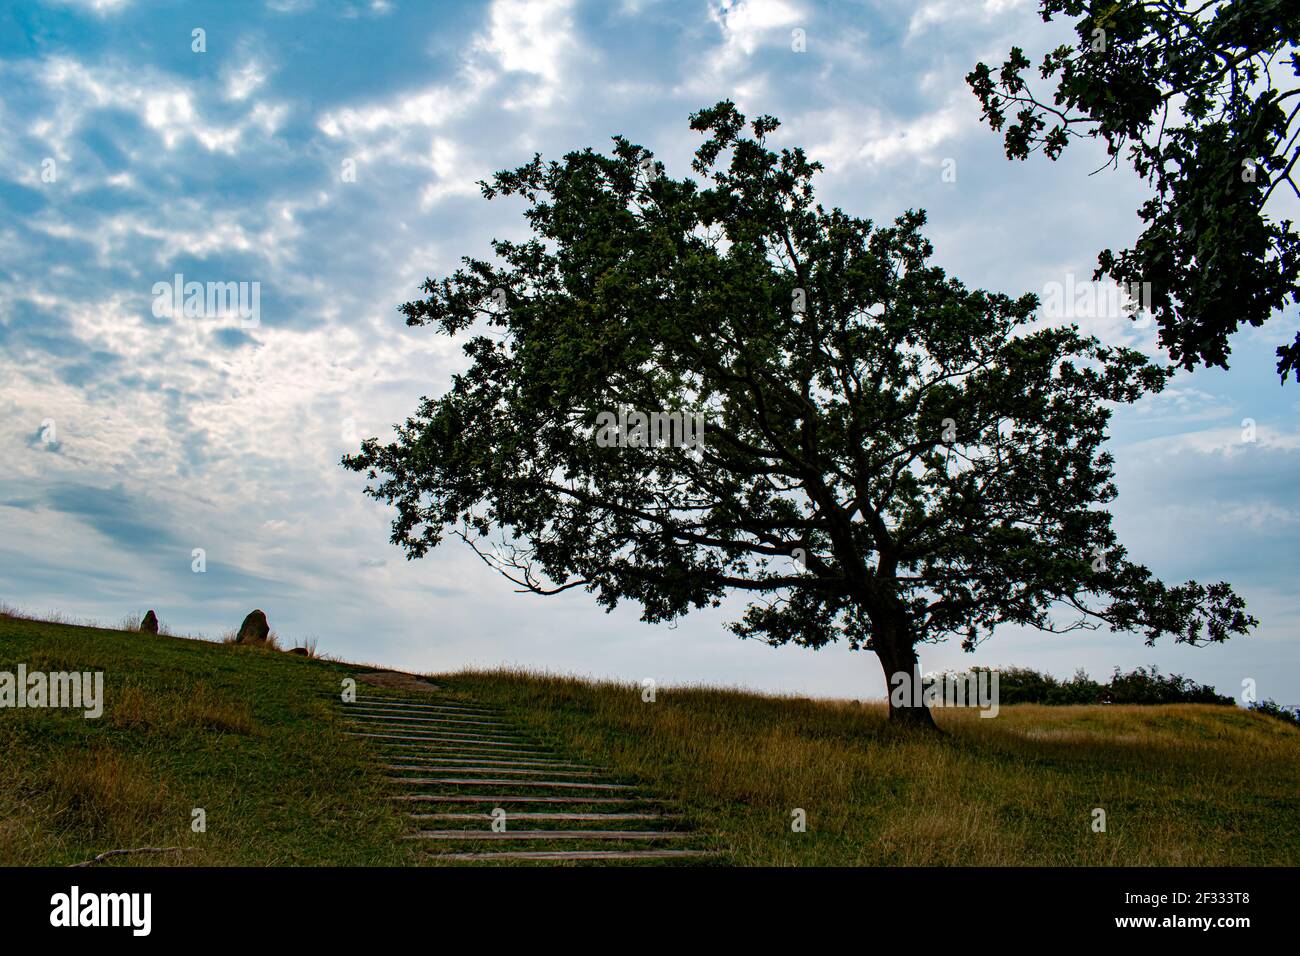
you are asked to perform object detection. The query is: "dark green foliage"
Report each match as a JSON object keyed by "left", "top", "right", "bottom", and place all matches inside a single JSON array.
[
  {"left": 972, "top": 665, "right": 1106, "bottom": 705},
  {"left": 1250, "top": 697, "right": 1300, "bottom": 726},
  {"left": 955, "top": 664, "right": 1232, "bottom": 705},
  {"left": 968, "top": 1, "right": 1300, "bottom": 381},
  {"left": 345, "top": 103, "right": 1254, "bottom": 713},
  {"left": 1104, "top": 664, "right": 1234, "bottom": 704}
]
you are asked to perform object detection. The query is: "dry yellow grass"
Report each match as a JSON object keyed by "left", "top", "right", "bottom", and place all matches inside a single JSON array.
[
  {"left": 438, "top": 669, "right": 1300, "bottom": 866},
  {"left": 108, "top": 681, "right": 256, "bottom": 736}
]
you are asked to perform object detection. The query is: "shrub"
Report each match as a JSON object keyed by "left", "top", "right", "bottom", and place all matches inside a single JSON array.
[
  {"left": 1103, "top": 665, "right": 1233, "bottom": 705},
  {"left": 1249, "top": 699, "right": 1300, "bottom": 728},
  {"left": 954, "top": 665, "right": 1231, "bottom": 706}
]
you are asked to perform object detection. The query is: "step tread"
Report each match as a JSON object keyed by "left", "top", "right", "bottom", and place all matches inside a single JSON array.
[
  {"left": 383, "top": 764, "right": 599, "bottom": 777},
  {"left": 429, "top": 849, "right": 715, "bottom": 861},
  {"left": 341, "top": 698, "right": 496, "bottom": 714},
  {"left": 346, "top": 732, "right": 545, "bottom": 751},
  {"left": 386, "top": 777, "right": 635, "bottom": 790},
  {"left": 405, "top": 830, "right": 691, "bottom": 841},
  {"left": 411, "top": 812, "right": 675, "bottom": 821},
  {"left": 347, "top": 713, "right": 506, "bottom": 726},
  {"left": 375, "top": 755, "right": 592, "bottom": 769},
  {"left": 392, "top": 795, "right": 660, "bottom": 804},
  {"left": 352, "top": 726, "right": 531, "bottom": 743}
]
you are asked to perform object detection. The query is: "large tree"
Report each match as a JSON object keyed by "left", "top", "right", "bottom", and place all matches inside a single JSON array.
[
  {"left": 967, "top": 0, "right": 1300, "bottom": 381},
  {"left": 344, "top": 102, "right": 1254, "bottom": 727}
]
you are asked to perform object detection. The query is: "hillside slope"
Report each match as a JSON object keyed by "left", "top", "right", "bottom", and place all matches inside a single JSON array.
[
  {"left": 3, "top": 615, "right": 1297, "bottom": 866},
  {"left": 438, "top": 669, "right": 1300, "bottom": 866},
  {"left": 0, "top": 615, "right": 410, "bottom": 866}
]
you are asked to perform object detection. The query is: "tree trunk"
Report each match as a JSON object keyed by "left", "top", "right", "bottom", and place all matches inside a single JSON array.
[{"left": 874, "top": 634, "right": 939, "bottom": 731}]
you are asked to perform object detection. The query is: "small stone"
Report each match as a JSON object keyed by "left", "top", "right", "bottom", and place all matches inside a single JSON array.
[
  {"left": 140, "top": 610, "right": 159, "bottom": 634},
  {"left": 288, "top": 647, "right": 309, "bottom": 656},
  {"left": 236, "top": 609, "right": 270, "bottom": 644}
]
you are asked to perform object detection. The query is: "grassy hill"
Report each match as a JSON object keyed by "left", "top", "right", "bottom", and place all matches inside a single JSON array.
[
  {"left": 0, "top": 614, "right": 409, "bottom": 866},
  {"left": 443, "top": 670, "right": 1300, "bottom": 866},
  {"left": 2, "top": 613, "right": 1297, "bottom": 866}
]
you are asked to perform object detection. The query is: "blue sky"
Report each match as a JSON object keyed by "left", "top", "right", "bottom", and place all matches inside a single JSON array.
[{"left": 1, "top": 0, "right": 1297, "bottom": 703}]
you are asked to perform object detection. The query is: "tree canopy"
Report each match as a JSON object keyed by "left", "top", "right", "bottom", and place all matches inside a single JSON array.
[
  {"left": 968, "top": 0, "right": 1300, "bottom": 381},
  {"left": 344, "top": 101, "right": 1255, "bottom": 725}
]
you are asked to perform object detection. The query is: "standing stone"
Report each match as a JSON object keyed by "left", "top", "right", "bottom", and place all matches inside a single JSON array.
[
  {"left": 236, "top": 609, "right": 270, "bottom": 644},
  {"left": 140, "top": 610, "right": 159, "bottom": 634}
]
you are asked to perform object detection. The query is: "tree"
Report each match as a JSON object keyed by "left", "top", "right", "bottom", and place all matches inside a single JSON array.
[
  {"left": 343, "top": 102, "right": 1255, "bottom": 727},
  {"left": 967, "top": 0, "right": 1300, "bottom": 381}
]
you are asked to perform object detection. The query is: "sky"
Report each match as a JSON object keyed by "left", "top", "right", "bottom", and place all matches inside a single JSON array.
[{"left": 1, "top": 0, "right": 1297, "bottom": 704}]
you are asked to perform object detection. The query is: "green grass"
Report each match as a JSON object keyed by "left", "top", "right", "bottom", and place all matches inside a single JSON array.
[
  {"left": 3, "top": 612, "right": 1297, "bottom": 866},
  {"left": 0, "top": 614, "right": 412, "bottom": 866},
  {"left": 433, "top": 668, "right": 1300, "bottom": 866}
]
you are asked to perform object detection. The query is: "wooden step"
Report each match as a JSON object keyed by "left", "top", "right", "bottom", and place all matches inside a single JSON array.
[
  {"left": 386, "top": 777, "right": 635, "bottom": 790},
  {"left": 343, "top": 698, "right": 496, "bottom": 716},
  {"left": 430, "top": 849, "right": 716, "bottom": 861},
  {"left": 380, "top": 746, "right": 557, "bottom": 760},
  {"left": 339, "top": 704, "right": 499, "bottom": 720},
  {"left": 350, "top": 724, "right": 530, "bottom": 744},
  {"left": 346, "top": 705, "right": 503, "bottom": 718},
  {"left": 346, "top": 732, "right": 546, "bottom": 752},
  {"left": 388, "top": 749, "right": 563, "bottom": 762},
  {"left": 411, "top": 812, "right": 675, "bottom": 822},
  {"left": 346, "top": 713, "right": 506, "bottom": 727},
  {"left": 392, "top": 795, "right": 659, "bottom": 804},
  {"left": 383, "top": 764, "right": 598, "bottom": 777},
  {"left": 375, "top": 754, "right": 592, "bottom": 770},
  {"left": 406, "top": 830, "right": 690, "bottom": 841}
]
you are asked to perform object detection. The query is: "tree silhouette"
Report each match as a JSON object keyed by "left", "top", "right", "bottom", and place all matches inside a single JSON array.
[
  {"left": 345, "top": 102, "right": 1255, "bottom": 726},
  {"left": 968, "top": 0, "right": 1300, "bottom": 381}
]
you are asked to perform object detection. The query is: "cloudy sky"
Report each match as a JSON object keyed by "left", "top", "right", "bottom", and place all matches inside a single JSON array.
[{"left": 2, "top": 0, "right": 1297, "bottom": 703}]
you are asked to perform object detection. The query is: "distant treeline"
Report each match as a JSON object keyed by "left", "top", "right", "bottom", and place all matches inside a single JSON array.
[{"left": 955, "top": 665, "right": 1235, "bottom": 706}]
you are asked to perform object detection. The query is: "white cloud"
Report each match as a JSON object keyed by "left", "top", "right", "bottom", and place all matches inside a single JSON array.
[
  {"left": 26, "top": 57, "right": 285, "bottom": 159},
  {"left": 224, "top": 60, "right": 268, "bottom": 102},
  {"left": 475, "top": 0, "right": 577, "bottom": 100},
  {"left": 46, "top": 0, "right": 131, "bottom": 14},
  {"left": 1216, "top": 501, "right": 1300, "bottom": 530},
  {"left": 710, "top": 0, "right": 803, "bottom": 58},
  {"left": 419, "top": 137, "right": 482, "bottom": 208},
  {"left": 677, "top": 0, "right": 803, "bottom": 99},
  {"left": 802, "top": 98, "right": 970, "bottom": 171},
  {"left": 906, "top": 0, "right": 1029, "bottom": 39},
  {"left": 1129, "top": 424, "right": 1300, "bottom": 459},
  {"left": 317, "top": 0, "right": 585, "bottom": 209},
  {"left": 27, "top": 199, "right": 305, "bottom": 269}
]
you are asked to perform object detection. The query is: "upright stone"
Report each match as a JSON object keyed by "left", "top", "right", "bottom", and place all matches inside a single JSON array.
[
  {"left": 236, "top": 609, "right": 270, "bottom": 644},
  {"left": 140, "top": 610, "right": 159, "bottom": 634}
]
